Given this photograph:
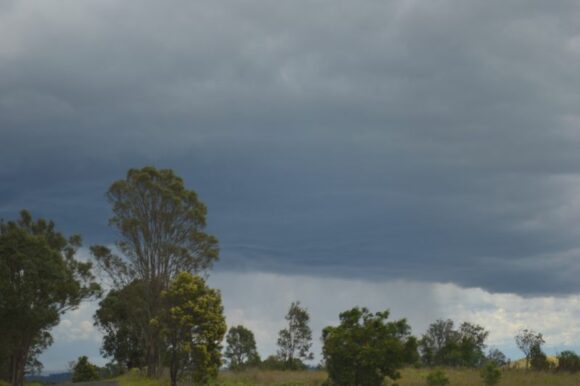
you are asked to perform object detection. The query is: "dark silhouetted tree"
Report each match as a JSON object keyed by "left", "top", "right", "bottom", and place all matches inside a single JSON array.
[
  {"left": 557, "top": 350, "right": 580, "bottom": 373},
  {"left": 419, "top": 319, "right": 488, "bottom": 367},
  {"left": 486, "top": 348, "right": 507, "bottom": 367},
  {"left": 0, "top": 211, "right": 100, "bottom": 386},
  {"left": 530, "top": 343, "right": 549, "bottom": 371},
  {"left": 515, "top": 329, "right": 544, "bottom": 370},
  {"left": 94, "top": 280, "right": 148, "bottom": 370}
]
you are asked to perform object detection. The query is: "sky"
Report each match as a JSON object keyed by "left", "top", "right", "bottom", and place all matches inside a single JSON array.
[{"left": 2, "top": 0, "right": 580, "bottom": 372}]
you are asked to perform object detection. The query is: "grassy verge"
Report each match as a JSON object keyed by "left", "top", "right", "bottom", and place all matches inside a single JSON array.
[
  {"left": 117, "top": 367, "right": 580, "bottom": 386},
  {"left": 216, "top": 369, "right": 326, "bottom": 386},
  {"left": 117, "top": 369, "right": 169, "bottom": 386}
]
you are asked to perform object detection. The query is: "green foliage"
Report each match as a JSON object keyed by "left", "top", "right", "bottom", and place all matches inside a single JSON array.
[
  {"left": 277, "top": 302, "right": 313, "bottom": 370},
  {"left": 0, "top": 211, "right": 100, "bottom": 386},
  {"left": 92, "top": 166, "right": 219, "bottom": 286},
  {"left": 259, "top": 356, "right": 284, "bottom": 371},
  {"left": 94, "top": 280, "right": 148, "bottom": 369},
  {"left": 486, "top": 349, "right": 507, "bottom": 367},
  {"left": 322, "top": 307, "right": 415, "bottom": 386},
  {"left": 480, "top": 362, "right": 501, "bottom": 386},
  {"left": 153, "top": 272, "right": 226, "bottom": 386},
  {"left": 419, "top": 319, "right": 488, "bottom": 367},
  {"left": 72, "top": 356, "right": 100, "bottom": 383},
  {"left": 258, "top": 356, "right": 306, "bottom": 371},
  {"left": 515, "top": 329, "right": 544, "bottom": 370},
  {"left": 92, "top": 166, "right": 220, "bottom": 376},
  {"left": 99, "top": 361, "right": 125, "bottom": 379},
  {"left": 530, "top": 344, "right": 549, "bottom": 371},
  {"left": 224, "top": 326, "right": 261, "bottom": 371},
  {"left": 558, "top": 350, "right": 580, "bottom": 373},
  {"left": 425, "top": 370, "right": 450, "bottom": 386}
]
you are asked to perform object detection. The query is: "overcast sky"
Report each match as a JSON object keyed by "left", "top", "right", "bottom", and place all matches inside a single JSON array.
[{"left": 3, "top": 0, "right": 580, "bottom": 372}]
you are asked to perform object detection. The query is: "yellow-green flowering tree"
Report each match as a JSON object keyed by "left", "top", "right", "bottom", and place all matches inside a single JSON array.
[{"left": 153, "top": 272, "right": 226, "bottom": 386}]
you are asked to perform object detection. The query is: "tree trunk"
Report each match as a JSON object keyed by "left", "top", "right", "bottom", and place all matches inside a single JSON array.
[
  {"left": 169, "top": 348, "right": 178, "bottom": 386},
  {"left": 9, "top": 348, "right": 27, "bottom": 386},
  {"left": 146, "top": 340, "right": 158, "bottom": 378},
  {"left": 145, "top": 278, "right": 163, "bottom": 378}
]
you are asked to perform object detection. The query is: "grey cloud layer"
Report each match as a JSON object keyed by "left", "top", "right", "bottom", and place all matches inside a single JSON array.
[{"left": 2, "top": 0, "right": 580, "bottom": 294}]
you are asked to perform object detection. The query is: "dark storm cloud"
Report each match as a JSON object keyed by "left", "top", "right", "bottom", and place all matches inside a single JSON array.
[{"left": 2, "top": 0, "right": 580, "bottom": 294}]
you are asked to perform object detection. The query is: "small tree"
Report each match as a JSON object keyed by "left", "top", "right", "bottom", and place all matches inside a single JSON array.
[
  {"left": 419, "top": 319, "right": 488, "bottom": 367},
  {"left": 277, "top": 302, "right": 313, "bottom": 369},
  {"left": 480, "top": 362, "right": 501, "bottom": 386},
  {"left": 558, "top": 350, "right": 580, "bottom": 373},
  {"left": 486, "top": 348, "right": 507, "bottom": 367},
  {"left": 260, "top": 355, "right": 286, "bottom": 370},
  {"left": 153, "top": 272, "right": 226, "bottom": 386},
  {"left": 529, "top": 343, "right": 549, "bottom": 371},
  {"left": 515, "top": 329, "right": 544, "bottom": 370},
  {"left": 322, "top": 307, "right": 415, "bottom": 386},
  {"left": 425, "top": 370, "right": 449, "bottom": 386},
  {"left": 94, "top": 280, "right": 148, "bottom": 370},
  {"left": 224, "top": 325, "right": 261, "bottom": 370},
  {"left": 72, "top": 356, "right": 100, "bottom": 383}
]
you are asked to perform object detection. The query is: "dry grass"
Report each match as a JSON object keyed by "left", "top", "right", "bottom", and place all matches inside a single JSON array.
[
  {"left": 118, "top": 367, "right": 580, "bottom": 386},
  {"left": 216, "top": 369, "right": 326, "bottom": 385},
  {"left": 117, "top": 369, "right": 169, "bottom": 386}
]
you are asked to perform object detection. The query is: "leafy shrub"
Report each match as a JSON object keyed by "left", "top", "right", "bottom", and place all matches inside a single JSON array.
[
  {"left": 558, "top": 350, "right": 580, "bottom": 373},
  {"left": 426, "top": 370, "right": 449, "bottom": 386},
  {"left": 72, "top": 356, "right": 100, "bottom": 382},
  {"left": 486, "top": 348, "right": 507, "bottom": 367},
  {"left": 481, "top": 362, "right": 502, "bottom": 386},
  {"left": 530, "top": 344, "right": 549, "bottom": 371},
  {"left": 322, "top": 308, "right": 414, "bottom": 386}
]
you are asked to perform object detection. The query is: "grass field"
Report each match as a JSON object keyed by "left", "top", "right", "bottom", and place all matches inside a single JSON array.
[{"left": 117, "top": 367, "right": 580, "bottom": 386}]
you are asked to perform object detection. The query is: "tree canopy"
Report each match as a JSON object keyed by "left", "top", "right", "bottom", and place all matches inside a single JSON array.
[
  {"left": 515, "top": 329, "right": 544, "bottom": 370},
  {"left": 419, "top": 319, "right": 488, "bottom": 367},
  {"left": 277, "top": 302, "right": 313, "bottom": 370},
  {"left": 152, "top": 272, "right": 226, "bottom": 386},
  {"left": 322, "top": 307, "right": 417, "bottom": 386},
  {"left": 0, "top": 211, "right": 100, "bottom": 386},
  {"left": 92, "top": 166, "right": 220, "bottom": 376},
  {"left": 224, "top": 326, "right": 261, "bottom": 371},
  {"left": 94, "top": 280, "right": 148, "bottom": 370},
  {"left": 72, "top": 356, "right": 100, "bottom": 383}
]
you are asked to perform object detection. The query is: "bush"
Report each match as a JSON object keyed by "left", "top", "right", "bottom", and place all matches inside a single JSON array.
[
  {"left": 558, "top": 350, "right": 580, "bottom": 373},
  {"left": 486, "top": 348, "right": 507, "bottom": 367},
  {"left": 72, "top": 356, "right": 100, "bottom": 382},
  {"left": 481, "top": 362, "right": 502, "bottom": 386},
  {"left": 259, "top": 355, "right": 306, "bottom": 371},
  {"left": 426, "top": 370, "right": 449, "bottom": 386},
  {"left": 322, "top": 308, "right": 415, "bottom": 386},
  {"left": 530, "top": 344, "right": 549, "bottom": 371}
]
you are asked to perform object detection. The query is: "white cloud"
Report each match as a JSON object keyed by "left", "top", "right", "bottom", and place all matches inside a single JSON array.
[{"left": 211, "top": 271, "right": 580, "bottom": 361}]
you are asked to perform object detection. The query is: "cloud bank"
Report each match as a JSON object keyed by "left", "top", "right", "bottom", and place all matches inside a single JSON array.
[
  {"left": 3, "top": 1, "right": 580, "bottom": 294},
  {"left": 40, "top": 272, "right": 580, "bottom": 372}
]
